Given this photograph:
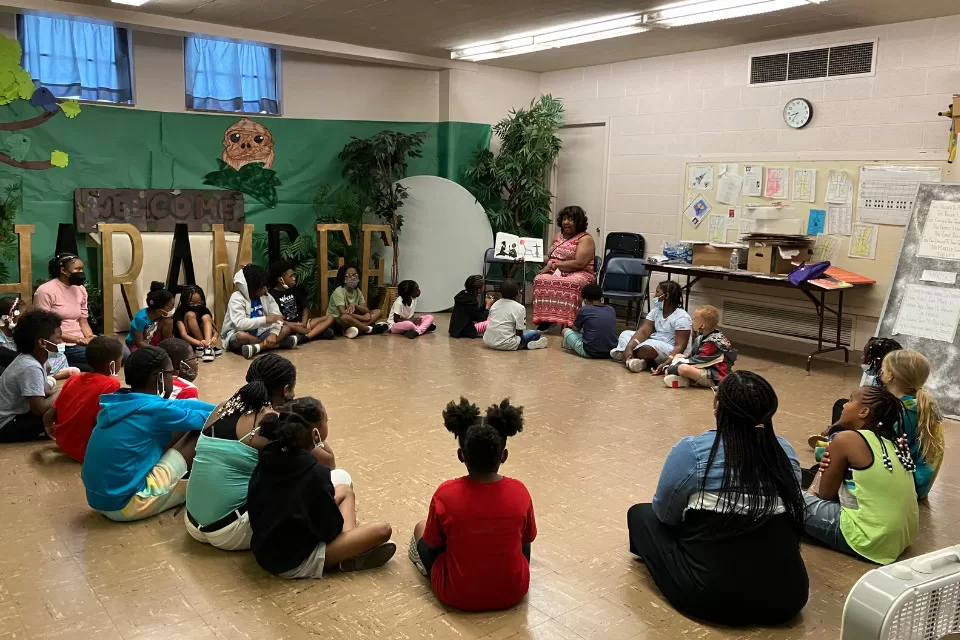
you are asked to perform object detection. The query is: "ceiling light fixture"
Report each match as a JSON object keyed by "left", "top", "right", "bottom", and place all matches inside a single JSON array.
[
  {"left": 644, "top": 0, "right": 827, "bottom": 28},
  {"left": 451, "top": 13, "right": 646, "bottom": 61},
  {"left": 110, "top": 0, "right": 153, "bottom": 6}
]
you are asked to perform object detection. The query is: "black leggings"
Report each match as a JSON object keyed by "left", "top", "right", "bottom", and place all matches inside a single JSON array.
[
  {"left": 416, "top": 538, "right": 531, "bottom": 578},
  {"left": 0, "top": 412, "right": 47, "bottom": 443}
]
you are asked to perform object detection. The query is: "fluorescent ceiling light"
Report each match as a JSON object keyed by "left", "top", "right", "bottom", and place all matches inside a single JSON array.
[
  {"left": 111, "top": 0, "right": 152, "bottom": 6},
  {"left": 645, "top": 0, "right": 826, "bottom": 27},
  {"left": 451, "top": 13, "right": 645, "bottom": 61}
]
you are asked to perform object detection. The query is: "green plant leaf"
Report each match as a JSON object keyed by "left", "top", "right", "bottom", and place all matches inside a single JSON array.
[
  {"left": 5, "top": 134, "right": 30, "bottom": 162},
  {"left": 50, "top": 150, "right": 69, "bottom": 168},
  {"left": 59, "top": 100, "right": 81, "bottom": 118}
]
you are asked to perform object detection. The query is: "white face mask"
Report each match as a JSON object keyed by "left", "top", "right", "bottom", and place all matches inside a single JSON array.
[
  {"left": 861, "top": 363, "right": 871, "bottom": 372},
  {"left": 157, "top": 376, "right": 166, "bottom": 398},
  {"left": 42, "top": 340, "right": 65, "bottom": 357},
  {"left": 109, "top": 361, "right": 118, "bottom": 377}
]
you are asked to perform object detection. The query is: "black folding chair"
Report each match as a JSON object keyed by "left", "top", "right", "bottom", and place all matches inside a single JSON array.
[
  {"left": 483, "top": 247, "right": 526, "bottom": 300},
  {"left": 601, "top": 257, "right": 649, "bottom": 328}
]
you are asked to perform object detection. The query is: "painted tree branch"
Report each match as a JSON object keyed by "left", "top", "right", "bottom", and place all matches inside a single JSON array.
[
  {"left": 0, "top": 152, "right": 53, "bottom": 170},
  {"left": 0, "top": 109, "right": 56, "bottom": 131}
]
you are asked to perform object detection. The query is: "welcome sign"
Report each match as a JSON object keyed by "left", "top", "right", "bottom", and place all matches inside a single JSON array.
[{"left": 74, "top": 188, "right": 245, "bottom": 233}]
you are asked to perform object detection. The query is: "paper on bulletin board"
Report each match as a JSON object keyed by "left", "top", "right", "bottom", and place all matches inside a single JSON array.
[
  {"left": 683, "top": 193, "right": 711, "bottom": 228},
  {"left": 719, "top": 163, "right": 739, "bottom": 177},
  {"left": 792, "top": 169, "right": 817, "bottom": 203},
  {"left": 826, "top": 169, "right": 852, "bottom": 204},
  {"left": 716, "top": 173, "right": 743, "bottom": 205},
  {"left": 807, "top": 209, "right": 826, "bottom": 235},
  {"left": 857, "top": 165, "right": 943, "bottom": 226},
  {"left": 893, "top": 284, "right": 960, "bottom": 343},
  {"left": 764, "top": 167, "right": 788, "bottom": 199},
  {"left": 743, "top": 165, "right": 763, "bottom": 197},
  {"left": 688, "top": 165, "right": 714, "bottom": 190},
  {"left": 920, "top": 270, "right": 958, "bottom": 285},
  {"left": 825, "top": 205, "right": 852, "bottom": 235},
  {"left": 813, "top": 234, "right": 843, "bottom": 263},
  {"left": 848, "top": 223, "right": 879, "bottom": 260},
  {"left": 917, "top": 200, "right": 960, "bottom": 261},
  {"left": 707, "top": 215, "right": 728, "bottom": 242}
]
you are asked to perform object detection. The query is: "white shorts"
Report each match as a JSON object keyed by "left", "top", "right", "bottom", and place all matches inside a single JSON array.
[
  {"left": 184, "top": 510, "right": 253, "bottom": 551},
  {"left": 637, "top": 338, "right": 675, "bottom": 362}
]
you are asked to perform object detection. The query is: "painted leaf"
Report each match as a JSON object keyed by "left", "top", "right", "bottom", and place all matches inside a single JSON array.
[
  {"left": 5, "top": 134, "right": 30, "bottom": 162},
  {"left": 59, "top": 100, "right": 81, "bottom": 118},
  {"left": 50, "top": 150, "right": 69, "bottom": 168},
  {"left": 203, "top": 159, "right": 281, "bottom": 208},
  {"left": 0, "top": 36, "right": 22, "bottom": 71},
  {"left": 13, "top": 68, "right": 33, "bottom": 100}
]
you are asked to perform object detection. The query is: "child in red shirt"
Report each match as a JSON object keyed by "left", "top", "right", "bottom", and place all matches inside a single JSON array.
[
  {"left": 409, "top": 397, "right": 536, "bottom": 611},
  {"left": 42, "top": 336, "right": 123, "bottom": 462},
  {"left": 157, "top": 338, "right": 200, "bottom": 400}
]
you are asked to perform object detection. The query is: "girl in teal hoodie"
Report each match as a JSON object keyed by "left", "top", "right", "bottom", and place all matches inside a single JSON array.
[{"left": 82, "top": 346, "right": 214, "bottom": 522}]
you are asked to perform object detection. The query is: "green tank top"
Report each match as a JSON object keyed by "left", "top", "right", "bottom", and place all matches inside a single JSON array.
[
  {"left": 185, "top": 431, "right": 259, "bottom": 526},
  {"left": 839, "top": 430, "right": 919, "bottom": 565}
]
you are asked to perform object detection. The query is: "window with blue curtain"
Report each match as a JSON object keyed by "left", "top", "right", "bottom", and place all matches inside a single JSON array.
[
  {"left": 184, "top": 37, "right": 280, "bottom": 115},
  {"left": 16, "top": 13, "right": 133, "bottom": 104}
]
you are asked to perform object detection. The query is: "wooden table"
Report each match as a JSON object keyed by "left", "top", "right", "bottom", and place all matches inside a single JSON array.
[{"left": 642, "top": 262, "right": 875, "bottom": 372}]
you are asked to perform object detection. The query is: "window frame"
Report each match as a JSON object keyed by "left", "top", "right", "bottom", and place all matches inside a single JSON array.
[{"left": 182, "top": 36, "right": 283, "bottom": 117}]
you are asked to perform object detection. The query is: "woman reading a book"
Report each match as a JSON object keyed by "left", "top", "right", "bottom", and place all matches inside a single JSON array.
[{"left": 532, "top": 206, "right": 596, "bottom": 330}]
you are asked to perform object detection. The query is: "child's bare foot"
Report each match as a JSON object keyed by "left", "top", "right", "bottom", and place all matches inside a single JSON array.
[{"left": 339, "top": 540, "right": 397, "bottom": 572}]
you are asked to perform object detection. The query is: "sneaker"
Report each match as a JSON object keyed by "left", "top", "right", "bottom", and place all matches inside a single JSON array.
[
  {"left": 626, "top": 358, "right": 648, "bottom": 373},
  {"left": 339, "top": 540, "right": 397, "bottom": 572},
  {"left": 408, "top": 534, "right": 427, "bottom": 576},
  {"left": 610, "top": 349, "right": 624, "bottom": 362},
  {"left": 426, "top": 324, "right": 436, "bottom": 333},
  {"left": 241, "top": 343, "right": 261, "bottom": 360},
  {"left": 213, "top": 346, "right": 224, "bottom": 358},
  {"left": 201, "top": 348, "right": 215, "bottom": 363},
  {"left": 663, "top": 374, "right": 690, "bottom": 388},
  {"left": 296, "top": 334, "right": 311, "bottom": 345},
  {"left": 404, "top": 329, "right": 419, "bottom": 339},
  {"left": 344, "top": 326, "right": 360, "bottom": 339},
  {"left": 372, "top": 322, "right": 388, "bottom": 335},
  {"left": 527, "top": 336, "right": 549, "bottom": 350},
  {"left": 808, "top": 434, "right": 827, "bottom": 450},
  {"left": 279, "top": 335, "right": 298, "bottom": 349},
  {"left": 320, "top": 328, "right": 335, "bottom": 340}
]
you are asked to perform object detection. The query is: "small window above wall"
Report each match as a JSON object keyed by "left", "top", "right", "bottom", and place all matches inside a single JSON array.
[
  {"left": 16, "top": 13, "right": 134, "bottom": 105},
  {"left": 184, "top": 37, "right": 281, "bottom": 115}
]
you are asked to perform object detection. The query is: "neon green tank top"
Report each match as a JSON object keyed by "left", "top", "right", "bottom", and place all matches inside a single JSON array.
[{"left": 839, "top": 430, "right": 919, "bottom": 565}]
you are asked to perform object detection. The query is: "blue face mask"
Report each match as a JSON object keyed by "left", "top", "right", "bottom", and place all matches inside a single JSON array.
[{"left": 654, "top": 296, "right": 664, "bottom": 311}]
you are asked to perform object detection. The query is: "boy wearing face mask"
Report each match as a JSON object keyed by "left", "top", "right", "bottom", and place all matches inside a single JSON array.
[
  {"left": 0, "top": 296, "right": 79, "bottom": 382},
  {"left": 0, "top": 310, "right": 64, "bottom": 442},
  {"left": 43, "top": 336, "right": 124, "bottom": 461},
  {"left": 157, "top": 338, "right": 200, "bottom": 400},
  {"left": 656, "top": 305, "right": 736, "bottom": 388},
  {"left": 325, "top": 265, "right": 386, "bottom": 338}
]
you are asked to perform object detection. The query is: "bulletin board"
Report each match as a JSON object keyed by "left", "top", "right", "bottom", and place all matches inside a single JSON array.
[{"left": 679, "top": 160, "right": 947, "bottom": 316}]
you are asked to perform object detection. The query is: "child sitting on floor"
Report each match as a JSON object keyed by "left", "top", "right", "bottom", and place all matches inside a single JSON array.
[
  {"left": 157, "top": 338, "right": 200, "bottom": 400},
  {"left": 657, "top": 304, "right": 736, "bottom": 388},
  {"left": 561, "top": 283, "right": 617, "bottom": 359},
  {"left": 388, "top": 280, "right": 435, "bottom": 339},
  {"left": 803, "top": 386, "right": 918, "bottom": 564},
  {"left": 409, "top": 397, "right": 536, "bottom": 611},
  {"left": 326, "top": 265, "right": 386, "bottom": 338},
  {"left": 0, "top": 296, "right": 78, "bottom": 380},
  {"left": 81, "top": 346, "right": 215, "bottom": 521},
  {"left": 247, "top": 410, "right": 395, "bottom": 578},
  {"left": 173, "top": 285, "right": 222, "bottom": 363},
  {"left": 483, "top": 279, "right": 548, "bottom": 352},
  {"left": 269, "top": 260, "right": 335, "bottom": 343},
  {"left": 126, "top": 282, "right": 175, "bottom": 351},
  {"left": 222, "top": 265, "right": 298, "bottom": 359},
  {"left": 879, "top": 349, "right": 944, "bottom": 500},
  {"left": 448, "top": 275, "right": 492, "bottom": 339},
  {"left": 43, "top": 336, "right": 123, "bottom": 462},
  {"left": 612, "top": 280, "right": 691, "bottom": 373},
  {"left": 283, "top": 397, "right": 351, "bottom": 484},
  {"left": 0, "top": 310, "right": 64, "bottom": 442}
]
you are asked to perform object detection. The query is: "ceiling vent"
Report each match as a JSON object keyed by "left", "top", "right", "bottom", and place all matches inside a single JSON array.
[{"left": 749, "top": 39, "right": 876, "bottom": 86}]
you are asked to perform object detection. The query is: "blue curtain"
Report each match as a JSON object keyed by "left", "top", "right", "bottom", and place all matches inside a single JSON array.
[
  {"left": 17, "top": 14, "right": 133, "bottom": 104},
  {"left": 184, "top": 37, "right": 279, "bottom": 115}
]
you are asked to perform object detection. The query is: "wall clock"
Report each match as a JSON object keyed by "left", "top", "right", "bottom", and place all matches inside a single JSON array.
[{"left": 783, "top": 98, "right": 813, "bottom": 129}]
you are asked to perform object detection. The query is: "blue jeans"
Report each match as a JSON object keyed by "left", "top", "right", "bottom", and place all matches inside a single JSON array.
[
  {"left": 519, "top": 330, "right": 541, "bottom": 349},
  {"left": 802, "top": 493, "right": 860, "bottom": 558}
]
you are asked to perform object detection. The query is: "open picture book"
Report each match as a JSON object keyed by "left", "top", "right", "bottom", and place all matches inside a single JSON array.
[{"left": 493, "top": 233, "right": 545, "bottom": 263}]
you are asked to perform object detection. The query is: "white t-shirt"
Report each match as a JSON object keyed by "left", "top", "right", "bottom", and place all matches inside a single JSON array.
[
  {"left": 388, "top": 296, "right": 417, "bottom": 327},
  {"left": 483, "top": 298, "right": 526, "bottom": 350},
  {"left": 645, "top": 306, "right": 692, "bottom": 346}
]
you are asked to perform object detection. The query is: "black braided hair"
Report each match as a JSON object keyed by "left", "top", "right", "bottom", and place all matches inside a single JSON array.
[
  {"left": 657, "top": 280, "right": 684, "bottom": 311},
  {"left": 241, "top": 264, "right": 269, "bottom": 296},
  {"left": 858, "top": 386, "right": 915, "bottom": 473},
  {"left": 146, "top": 281, "right": 174, "bottom": 310},
  {"left": 220, "top": 354, "right": 297, "bottom": 417},
  {"left": 397, "top": 280, "right": 417, "bottom": 306},
  {"left": 125, "top": 346, "right": 169, "bottom": 391},
  {"left": 464, "top": 275, "right": 483, "bottom": 295},
  {"left": 175, "top": 284, "right": 207, "bottom": 318},
  {"left": 862, "top": 337, "right": 902, "bottom": 377},
  {"left": 283, "top": 396, "right": 324, "bottom": 426},
  {"left": 442, "top": 397, "right": 524, "bottom": 473},
  {"left": 258, "top": 411, "right": 314, "bottom": 452},
  {"left": 703, "top": 371, "right": 805, "bottom": 535}
]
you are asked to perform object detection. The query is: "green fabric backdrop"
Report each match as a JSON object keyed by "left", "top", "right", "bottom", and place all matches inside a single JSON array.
[{"left": 0, "top": 103, "right": 491, "bottom": 283}]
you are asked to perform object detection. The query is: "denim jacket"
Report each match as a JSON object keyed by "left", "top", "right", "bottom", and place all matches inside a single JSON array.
[{"left": 652, "top": 430, "right": 802, "bottom": 525}]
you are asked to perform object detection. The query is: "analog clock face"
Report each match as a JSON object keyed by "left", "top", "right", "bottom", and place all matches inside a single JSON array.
[{"left": 783, "top": 98, "right": 813, "bottom": 129}]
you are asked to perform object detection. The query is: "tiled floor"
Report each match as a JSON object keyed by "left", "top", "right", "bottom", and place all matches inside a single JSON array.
[{"left": 2, "top": 314, "right": 958, "bottom": 640}]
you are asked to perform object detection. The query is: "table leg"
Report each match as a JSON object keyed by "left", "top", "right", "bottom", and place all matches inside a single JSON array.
[{"left": 805, "top": 289, "right": 850, "bottom": 373}]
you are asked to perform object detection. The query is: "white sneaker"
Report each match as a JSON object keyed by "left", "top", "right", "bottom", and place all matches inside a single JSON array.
[
  {"left": 626, "top": 358, "right": 648, "bottom": 373},
  {"left": 664, "top": 374, "right": 690, "bottom": 388},
  {"left": 527, "top": 336, "right": 549, "bottom": 350},
  {"left": 201, "top": 348, "right": 215, "bottom": 363},
  {"left": 610, "top": 349, "right": 624, "bottom": 362},
  {"left": 242, "top": 343, "right": 261, "bottom": 360},
  {"left": 344, "top": 326, "right": 360, "bottom": 339}
]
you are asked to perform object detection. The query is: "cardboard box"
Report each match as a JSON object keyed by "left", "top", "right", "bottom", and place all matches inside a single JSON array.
[
  {"left": 692, "top": 244, "right": 737, "bottom": 267},
  {"left": 746, "top": 243, "right": 813, "bottom": 274}
]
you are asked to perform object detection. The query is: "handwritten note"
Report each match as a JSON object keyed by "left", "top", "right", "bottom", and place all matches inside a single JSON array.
[
  {"left": 826, "top": 169, "right": 852, "bottom": 205},
  {"left": 716, "top": 173, "right": 744, "bottom": 205},
  {"left": 825, "top": 205, "right": 852, "bottom": 236},
  {"left": 920, "top": 270, "right": 958, "bottom": 285},
  {"left": 764, "top": 167, "right": 788, "bottom": 199},
  {"left": 848, "top": 223, "right": 878, "bottom": 259},
  {"left": 743, "top": 165, "right": 763, "bottom": 197},
  {"left": 793, "top": 169, "right": 817, "bottom": 203},
  {"left": 893, "top": 284, "right": 960, "bottom": 343},
  {"left": 918, "top": 200, "right": 960, "bottom": 261},
  {"left": 807, "top": 209, "right": 826, "bottom": 235},
  {"left": 813, "top": 234, "right": 842, "bottom": 263},
  {"left": 707, "top": 215, "right": 728, "bottom": 242}
]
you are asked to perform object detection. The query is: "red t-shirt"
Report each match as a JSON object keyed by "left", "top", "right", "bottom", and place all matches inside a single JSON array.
[
  {"left": 422, "top": 476, "right": 537, "bottom": 611},
  {"left": 52, "top": 373, "right": 121, "bottom": 462},
  {"left": 698, "top": 341, "right": 728, "bottom": 380},
  {"left": 169, "top": 376, "right": 199, "bottom": 400}
]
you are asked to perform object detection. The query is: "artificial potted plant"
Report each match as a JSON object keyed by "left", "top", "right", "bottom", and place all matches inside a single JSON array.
[{"left": 338, "top": 130, "right": 428, "bottom": 316}]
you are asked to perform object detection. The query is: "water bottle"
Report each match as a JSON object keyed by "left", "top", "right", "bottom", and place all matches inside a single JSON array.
[{"left": 728, "top": 248, "right": 739, "bottom": 271}]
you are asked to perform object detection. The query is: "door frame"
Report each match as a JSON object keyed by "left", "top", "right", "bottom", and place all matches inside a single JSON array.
[{"left": 550, "top": 119, "right": 611, "bottom": 258}]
